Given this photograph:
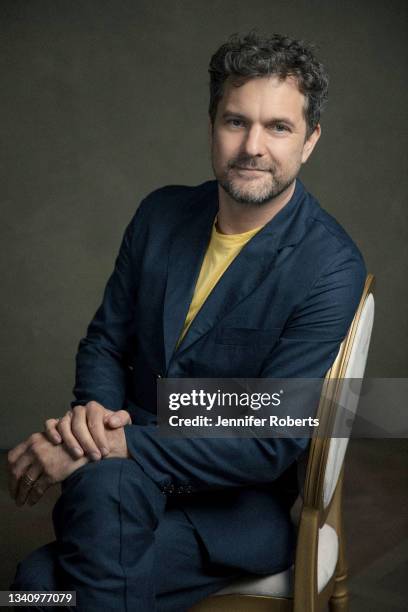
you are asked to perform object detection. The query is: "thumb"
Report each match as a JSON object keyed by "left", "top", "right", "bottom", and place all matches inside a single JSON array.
[{"left": 107, "top": 410, "right": 132, "bottom": 428}]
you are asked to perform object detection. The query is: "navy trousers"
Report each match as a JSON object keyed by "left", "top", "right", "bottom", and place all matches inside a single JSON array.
[{"left": 12, "top": 459, "right": 243, "bottom": 611}]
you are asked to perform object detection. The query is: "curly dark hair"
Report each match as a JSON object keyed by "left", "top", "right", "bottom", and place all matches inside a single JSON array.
[{"left": 208, "top": 32, "right": 329, "bottom": 138}]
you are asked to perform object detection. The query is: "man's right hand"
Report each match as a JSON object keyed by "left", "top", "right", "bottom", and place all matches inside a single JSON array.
[{"left": 44, "top": 401, "right": 132, "bottom": 460}]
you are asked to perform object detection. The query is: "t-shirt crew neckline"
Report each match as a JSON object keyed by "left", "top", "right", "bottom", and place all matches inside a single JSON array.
[{"left": 213, "top": 218, "right": 266, "bottom": 244}]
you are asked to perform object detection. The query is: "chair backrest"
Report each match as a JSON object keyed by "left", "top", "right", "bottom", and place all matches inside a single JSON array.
[{"left": 302, "top": 274, "right": 375, "bottom": 518}]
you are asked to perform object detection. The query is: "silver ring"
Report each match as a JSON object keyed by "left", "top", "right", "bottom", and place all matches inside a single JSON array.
[{"left": 22, "top": 473, "right": 36, "bottom": 488}]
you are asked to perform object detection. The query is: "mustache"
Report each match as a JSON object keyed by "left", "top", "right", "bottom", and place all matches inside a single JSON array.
[{"left": 227, "top": 156, "right": 273, "bottom": 172}]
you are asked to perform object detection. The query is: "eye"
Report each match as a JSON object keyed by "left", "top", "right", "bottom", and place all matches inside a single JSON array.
[
  {"left": 226, "top": 118, "right": 245, "bottom": 128},
  {"left": 272, "top": 123, "right": 290, "bottom": 133}
]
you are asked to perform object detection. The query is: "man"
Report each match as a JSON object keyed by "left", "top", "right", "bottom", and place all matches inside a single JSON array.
[{"left": 8, "top": 32, "right": 366, "bottom": 610}]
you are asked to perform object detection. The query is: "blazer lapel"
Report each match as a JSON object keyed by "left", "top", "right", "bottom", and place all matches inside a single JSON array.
[
  {"left": 165, "top": 178, "right": 311, "bottom": 366},
  {"left": 175, "top": 225, "right": 280, "bottom": 356},
  {"left": 162, "top": 187, "right": 218, "bottom": 369}
]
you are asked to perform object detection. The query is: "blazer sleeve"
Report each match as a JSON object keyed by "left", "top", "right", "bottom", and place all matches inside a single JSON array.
[
  {"left": 72, "top": 200, "right": 148, "bottom": 410},
  {"left": 124, "top": 246, "right": 366, "bottom": 492}
]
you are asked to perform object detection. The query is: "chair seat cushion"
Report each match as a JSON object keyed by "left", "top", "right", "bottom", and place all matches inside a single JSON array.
[{"left": 214, "top": 523, "right": 338, "bottom": 598}]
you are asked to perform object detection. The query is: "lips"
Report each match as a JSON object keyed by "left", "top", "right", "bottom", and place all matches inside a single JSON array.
[{"left": 235, "top": 166, "right": 267, "bottom": 172}]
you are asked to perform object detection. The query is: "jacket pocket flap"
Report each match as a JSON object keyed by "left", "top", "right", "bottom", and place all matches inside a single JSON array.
[{"left": 216, "top": 327, "right": 281, "bottom": 346}]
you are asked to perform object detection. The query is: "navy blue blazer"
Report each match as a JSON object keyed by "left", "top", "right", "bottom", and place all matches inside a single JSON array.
[{"left": 73, "top": 178, "right": 366, "bottom": 574}]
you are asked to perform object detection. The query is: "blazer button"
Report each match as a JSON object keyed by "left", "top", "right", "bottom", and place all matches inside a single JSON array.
[
  {"left": 176, "top": 484, "right": 194, "bottom": 495},
  {"left": 156, "top": 373, "right": 162, "bottom": 379}
]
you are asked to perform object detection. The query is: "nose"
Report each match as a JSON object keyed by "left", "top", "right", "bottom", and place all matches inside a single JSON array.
[{"left": 242, "top": 125, "right": 267, "bottom": 157}]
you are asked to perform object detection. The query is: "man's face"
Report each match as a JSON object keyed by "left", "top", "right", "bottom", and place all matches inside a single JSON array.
[{"left": 210, "top": 75, "right": 320, "bottom": 205}]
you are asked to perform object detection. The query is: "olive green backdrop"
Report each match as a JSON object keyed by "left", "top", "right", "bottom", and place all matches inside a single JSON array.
[{"left": 1, "top": 0, "right": 407, "bottom": 447}]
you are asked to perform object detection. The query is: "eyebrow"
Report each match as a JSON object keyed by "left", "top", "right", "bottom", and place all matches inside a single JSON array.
[{"left": 222, "top": 111, "right": 296, "bottom": 129}]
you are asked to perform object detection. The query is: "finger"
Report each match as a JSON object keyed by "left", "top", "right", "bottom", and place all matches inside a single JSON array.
[
  {"left": 15, "top": 463, "right": 43, "bottom": 507},
  {"left": 85, "top": 403, "right": 111, "bottom": 457},
  {"left": 71, "top": 406, "right": 102, "bottom": 461},
  {"left": 57, "top": 411, "right": 85, "bottom": 459},
  {"left": 106, "top": 410, "right": 132, "bottom": 428},
  {"left": 7, "top": 439, "right": 29, "bottom": 468},
  {"left": 8, "top": 443, "right": 33, "bottom": 499},
  {"left": 44, "top": 418, "right": 62, "bottom": 444},
  {"left": 26, "top": 475, "right": 52, "bottom": 507}
]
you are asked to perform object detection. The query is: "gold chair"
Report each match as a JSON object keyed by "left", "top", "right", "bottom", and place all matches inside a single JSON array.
[{"left": 190, "top": 274, "right": 375, "bottom": 612}]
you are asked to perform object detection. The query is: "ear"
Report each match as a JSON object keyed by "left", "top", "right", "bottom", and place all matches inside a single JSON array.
[{"left": 301, "top": 124, "right": 321, "bottom": 164}]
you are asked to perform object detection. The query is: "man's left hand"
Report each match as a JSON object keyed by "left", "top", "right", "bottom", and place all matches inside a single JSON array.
[{"left": 7, "top": 427, "right": 129, "bottom": 507}]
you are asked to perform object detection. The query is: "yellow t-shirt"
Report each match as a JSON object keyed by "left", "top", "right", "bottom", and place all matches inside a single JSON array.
[{"left": 177, "top": 220, "right": 264, "bottom": 346}]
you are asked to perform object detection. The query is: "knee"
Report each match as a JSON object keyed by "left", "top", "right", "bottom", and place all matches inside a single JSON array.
[
  {"left": 54, "top": 458, "right": 164, "bottom": 526},
  {"left": 61, "top": 457, "right": 133, "bottom": 497},
  {"left": 54, "top": 459, "right": 135, "bottom": 522},
  {"left": 62, "top": 457, "right": 161, "bottom": 500},
  {"left": 52, "top": 459, "right": 165, "bottom": 548}
]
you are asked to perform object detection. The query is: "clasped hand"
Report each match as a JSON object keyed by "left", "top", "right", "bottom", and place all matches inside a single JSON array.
[{"left": 7, "top": 401, "right": 131, "bottom": 507}]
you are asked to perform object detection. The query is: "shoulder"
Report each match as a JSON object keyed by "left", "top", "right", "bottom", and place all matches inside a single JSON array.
[
  {"left": 297, "top": 189, "right": 367, "bottom": 311},
  {"left": 301, "top": 187, "right": 365, "bottom": 270},
  {"left": 135, "top": 180, "right": 217, "bottom": 222},
  {"left": 285, "top": 183, "right": 367, "bottom": 311}
]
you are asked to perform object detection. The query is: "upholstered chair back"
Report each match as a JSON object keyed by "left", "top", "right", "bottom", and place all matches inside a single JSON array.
[
  {"left": 302, "top": 275, "right": 375, "bottom": 518},
  {"left": 322, "top": 292, "right": 375, "bottom": 508}
]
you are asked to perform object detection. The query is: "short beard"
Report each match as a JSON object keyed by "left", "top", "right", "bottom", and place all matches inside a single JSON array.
[{"left": 214, "top": 156, "right": 298, "bottom": 207}]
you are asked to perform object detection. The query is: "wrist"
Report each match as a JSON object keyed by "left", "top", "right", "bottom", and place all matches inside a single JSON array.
[{"left": 105, "top": 427, "right": 129, "bottom": 459}]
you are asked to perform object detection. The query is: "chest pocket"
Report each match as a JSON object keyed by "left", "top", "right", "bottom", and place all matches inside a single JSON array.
[{"left": 215, "top": 327, "right": 282, "bottom": 347}]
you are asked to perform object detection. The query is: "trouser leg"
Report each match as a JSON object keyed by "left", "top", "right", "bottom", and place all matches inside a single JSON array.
[
  {"left": 11, "top": 542, "right": 63, "bottom": 611},
  {"left": 52, "top": 458, "right": 166, "bottom": 612},
  {"left": 154, "top": 506, "right": 243, "bottom": 612},
  {"left": 12, "top": 542, "right": 59, "bottom": 591},
  {"left": 12, "top": 460, "right": 244, "bottom": 612},
  {"left": 12, "top": 508, "right": 242, "bottom": 612}
]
